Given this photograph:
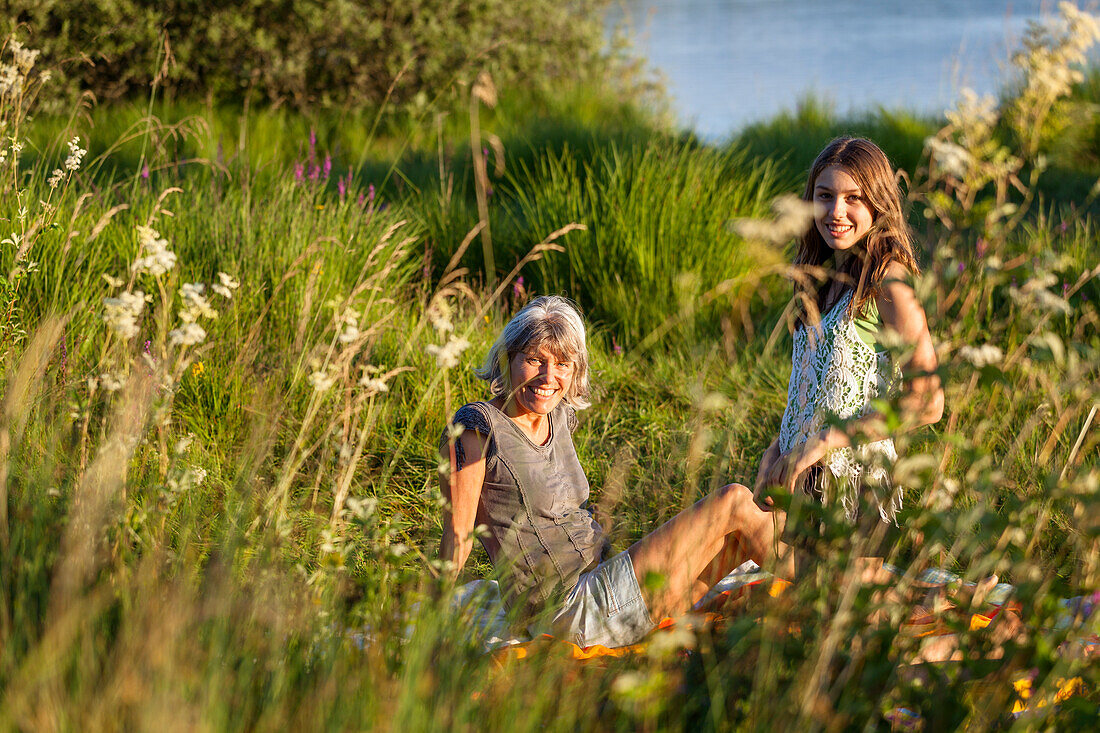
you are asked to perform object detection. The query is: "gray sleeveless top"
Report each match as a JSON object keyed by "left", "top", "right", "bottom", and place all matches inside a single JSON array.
[{"left": 446, "top": 400, "right": 609, "bottom": 618}]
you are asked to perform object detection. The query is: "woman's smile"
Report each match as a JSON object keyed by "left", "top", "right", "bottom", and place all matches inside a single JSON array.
[{"left": 509, "top": 344, "right": 574, "bottom": 418}]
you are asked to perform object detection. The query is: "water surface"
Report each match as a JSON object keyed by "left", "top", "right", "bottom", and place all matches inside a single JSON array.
[{"left": 607, "top": 0, "right": 1054, "bottom": 139}]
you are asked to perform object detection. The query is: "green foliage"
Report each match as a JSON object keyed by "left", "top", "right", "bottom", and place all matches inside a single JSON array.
[
  {"left": 0, "top": 5, "right": 1097, "bottom": 729},
  {"left": 5, "top": 0, "right": 613, "bottom": 112}
]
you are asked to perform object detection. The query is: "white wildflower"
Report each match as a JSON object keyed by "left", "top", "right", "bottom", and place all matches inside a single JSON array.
[
  {"left": 174, "top": 434, "right": 195, "bottom": 454},
  {"left": 426, "top": 297, "right": 454, "bottom": 335},
  {"left": 102, "top": 273, "right": 124, "bottom": 288},
  {"left": 178, "top": 283, "right": 218, "bottom": 322},
  {"left": 47, "top": 169, "right": 64, "bottom": 188},
  {"left": 958, "top": 344, "right": 1004, "bottom": 368},
  {"left": 732, "top": 194, "right": 815, "bottom": 244},
  {"left": 308, "top": 368, "right": 337, "bottom": 393},
  {"left": 426, "top": 335, "right": 471, "bottom": 369},
  {"left": 211, "top": 271, "right": 239, "bottom": 298},
  {"left": 9, "top": 40, "right": 38, "bottom": 74},
  {"left": 925, "top": 137, "right": 973, "bottom": 179},
  {"left": 338, "top": 324, "right": 360, "bottom": 344},
  {"left": 346, "top": 496, "right": 378, "bottom": 520},
  {"left": 169, "top": 322, "right": 207, "bottom": 347},
  {"left": 0, "top": 65, "right": 20, "bottom": 97},
  {"left": 98, "top": 372, "right": 127, "bottom": 392},
  {"left": 131, "top": 226, "right": 177, "bottom": 276},
  {"left": 102, "top": 290, "right": 149, "bottom": 340},
  {"left": 63, "top": 137, "right": 86, "bottom": 172}
]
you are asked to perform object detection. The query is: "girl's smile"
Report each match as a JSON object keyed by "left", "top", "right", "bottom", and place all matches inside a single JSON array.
[{"left": 813, "top": 165, "right": 873, "bottom": 251}]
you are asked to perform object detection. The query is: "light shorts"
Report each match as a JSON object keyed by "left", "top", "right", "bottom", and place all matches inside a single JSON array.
[{"left": 544, "top": 549, "right": 656, "bottom": 649}]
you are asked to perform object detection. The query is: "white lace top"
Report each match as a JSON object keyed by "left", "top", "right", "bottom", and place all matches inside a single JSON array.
[{"left": 778, "top": 289, "right": 900, "bottom": 522}]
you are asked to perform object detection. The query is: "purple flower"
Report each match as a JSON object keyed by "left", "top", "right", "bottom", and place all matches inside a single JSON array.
[
  {"left": 308, "top": 129, "right": 317, "bottom": 164},
  {"left": 612, "top": 336, "right": 623, "bottom": 357},
  {"left": 357, "top": 192, "right": 366, "bottom": 208},
  {"left": 368, "top": 184, "right": 376, "bottom": 202},
  {"left": 957, "top": 262, "right": 965, "bottom": 274},
  {"left": 309, "top": 165, "right": 320, "bottom": 181},
  {"left": 338, "top": 178, "right": 347, "bottom": 199},
  {"left": 1063, "top": 281, "right": 1069, "bottom": 298},
  {"left": 976, "top": 238, "right": 987, "bottom": 257},
  {"left": 322, "top": 154, "right": 332, "bottom": 181},
  {"left": 141, "top": 164, "right": 150, "bottom": 180},
  {"left": 294, "top": 162, "right": 304, "bottom": 183},
  {"left": 513, "top": 276, "right": 525, "bottom": 299},
  {"left": 1060, "top": 220, "right": 1068, "bottom": 233}
]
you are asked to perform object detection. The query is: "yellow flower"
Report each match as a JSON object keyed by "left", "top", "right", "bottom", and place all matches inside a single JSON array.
[{"left": 191, "top": 361, "right": 205, "bottom": 378}]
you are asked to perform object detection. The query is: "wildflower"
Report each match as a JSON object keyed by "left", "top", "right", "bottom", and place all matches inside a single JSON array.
[
  {"left": 958, "top": 344, "right": 1004, "bottom": 368},
  {"left": 141, "top": 164, "right": 150, "bottom": 180},
  {"left": 731, "top": 195, "right": 815, "bottom": 244},
  {"left": 426, "top": 335, "right": 471, "bottom": 369},
  {"left": 925, "top": 137, "right": 973, "bottom": 179},
  {"left": 169, "top": 322, "right": 207, "bottom": 347},
  {"left": 132, "top": 226, "right": 177, "bottom": 276},
  {"left": 98, "top": 372, "right": 127, "bottom": 392},
  {"left": 426, "top": 298, "right": 454, "bottom": 334},
  {"left": 211, "top": 271, "right": 240, "bottom": 299},
  {"left": 308, "top": 368, "right": 337, "bottom": 393},
  {"left": 293, "top": 162, "right": 304, "bottom": 183},
  {"left": 102, "top": 290, "right": 149, "bottom": 340},
  {"left": 9, "top": 40, "right": 39, "bottom": 74},
  {"left": 0, "top": 65, "right": 21, "bottom": 97},
  {"left": 358, "top": 363, "right": 389, "bottom": 391},
  {"left": 338, "top": 324, "right": 360, "bottom": 344},
  {"left": 64, "top": 137, "right": 87, "bottom": 172},
  {"left": 191, "top": 361, "right": 205, "bottom": 378},
  {"left": 47, "top": 169, "right": 64, "bottom": 188},
  {"left": 513, "top": 275, "right": 525, "bottom": 300},
  {"left": 322, "top": 154, "right": 332, "bottom": 180},
  {"left": 346, "top": 496, "right": 378, "bottom": 520},
  {"left": 178, "top": 283, "right": 218, "bottom": 322}
]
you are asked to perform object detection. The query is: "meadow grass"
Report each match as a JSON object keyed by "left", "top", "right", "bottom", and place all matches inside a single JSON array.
[{"left": 0, "top": 8, "right": 1098, "bottom": 729}]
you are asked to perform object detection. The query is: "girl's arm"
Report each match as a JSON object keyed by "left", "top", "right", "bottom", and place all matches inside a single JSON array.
[
  {"left": 438, "top": 429, "right": 489, "bottom": 582},
  {"left": 764, "top": 262, "right": 944, "bottom": 492}
]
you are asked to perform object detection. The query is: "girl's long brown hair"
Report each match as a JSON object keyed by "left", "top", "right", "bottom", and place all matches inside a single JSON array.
[{"left": 794, "top": 137, "right": 919, "bottom": 327}]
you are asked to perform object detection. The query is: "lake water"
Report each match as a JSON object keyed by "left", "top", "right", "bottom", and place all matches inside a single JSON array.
[{"left": 606, "top": 0, "right": 1056, "bottom": 139}]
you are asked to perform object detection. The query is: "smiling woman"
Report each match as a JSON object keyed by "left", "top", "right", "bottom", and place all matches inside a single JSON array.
[{"left": 438, "top": 296, "right": 793, "bottom": 648}]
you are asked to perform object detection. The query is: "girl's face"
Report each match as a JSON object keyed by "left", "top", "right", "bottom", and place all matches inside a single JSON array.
[
  {"left": 813, "top": 165, "right": 874, "bottom": 252},
  {"left": 508, "top": 343, "right": 574, "bottom": 417}
]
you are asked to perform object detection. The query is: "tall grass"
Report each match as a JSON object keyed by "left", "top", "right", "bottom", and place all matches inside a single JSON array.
[{"left": 0, "top": 4, "right": 1097, "bottom": 729}]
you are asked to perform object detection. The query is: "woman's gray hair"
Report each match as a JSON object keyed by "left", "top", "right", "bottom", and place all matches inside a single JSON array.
[{"left": 476, "top": 295, "right": 591, "bottom": 410}]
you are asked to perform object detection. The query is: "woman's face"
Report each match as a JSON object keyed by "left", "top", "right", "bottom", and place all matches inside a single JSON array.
[
  {"left": 508, "top": 343, "right": 574, "bottom": 417},
  {"left": 813, "top": 165, "right": 874, "bottom": 252}
]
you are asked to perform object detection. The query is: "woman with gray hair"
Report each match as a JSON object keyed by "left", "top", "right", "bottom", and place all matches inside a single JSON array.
[{"left": 439, "top": 295, "right": 790, "bottom": 648}]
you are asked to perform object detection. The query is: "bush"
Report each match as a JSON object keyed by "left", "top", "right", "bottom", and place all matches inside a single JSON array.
[{"left": 4, "top": 0, "right": 612, "bottom": 111}]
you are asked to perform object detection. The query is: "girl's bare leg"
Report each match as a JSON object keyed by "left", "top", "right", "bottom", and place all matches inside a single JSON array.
[{"left": 627, "top": 483, "right": 793, "bottom": 621}]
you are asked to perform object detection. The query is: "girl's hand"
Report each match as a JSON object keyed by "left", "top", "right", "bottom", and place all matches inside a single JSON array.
[
  {"left": 762, "top": 429, "right": 843, "bottom": 495},
  {"left": 753, "top": 439, "right": 781, "bottom": 504}
]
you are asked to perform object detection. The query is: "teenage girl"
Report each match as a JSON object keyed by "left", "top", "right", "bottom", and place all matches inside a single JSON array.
[{"left": 755, "top": 137, "right": 944, "bottom": 566}]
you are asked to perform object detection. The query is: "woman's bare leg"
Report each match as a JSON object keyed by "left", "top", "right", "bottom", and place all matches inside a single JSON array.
[{"left": 627, "top": 483, "right": 793, "bottom": 620}]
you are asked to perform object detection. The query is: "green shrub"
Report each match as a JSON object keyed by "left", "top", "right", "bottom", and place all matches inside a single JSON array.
[{"left": 4, "top": 0, "right": 613, "bottom": 112}]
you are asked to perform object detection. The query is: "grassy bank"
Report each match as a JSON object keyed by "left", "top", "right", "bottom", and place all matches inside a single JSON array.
[{"left": 0, "top": 7, "right": 1098, "bottom": 729}]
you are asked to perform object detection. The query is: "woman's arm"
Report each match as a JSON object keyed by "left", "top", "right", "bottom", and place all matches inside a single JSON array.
[
  {"left": 764, "top": 262, "right": 944, "bottom": 492},
  {"left": 438, "top": 428, "right": 489, "bottom": 583}
]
